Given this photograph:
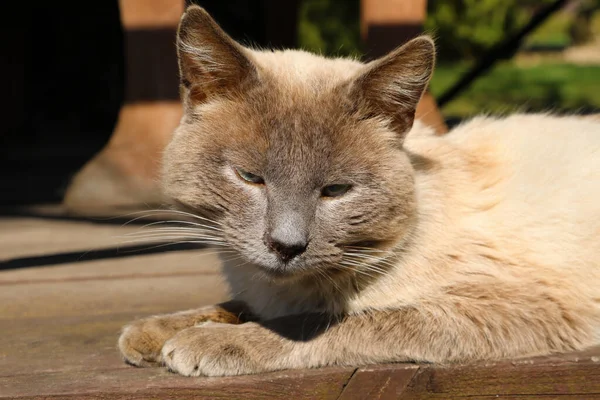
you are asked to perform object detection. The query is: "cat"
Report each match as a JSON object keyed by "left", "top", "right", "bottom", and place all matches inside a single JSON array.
[{"left": 118, "top": 5, "right": 600, "bottom": 377}]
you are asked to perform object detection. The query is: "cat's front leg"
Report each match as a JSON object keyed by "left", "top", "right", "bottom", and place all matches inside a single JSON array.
[
  {"left": 118, "top": 300, "right": 250, "bottom": 367},
  {"left": 161, "top": 313, "right": 338, "bottom": 376},
  {"left": 159, "top": 310, "right": 461, "bottom": 377},
  {"left": 161, "top": 312, "right": 407, "bottom": 376},
  {"left": 161, "top": 288, "right": 595, "bottom": 376}
]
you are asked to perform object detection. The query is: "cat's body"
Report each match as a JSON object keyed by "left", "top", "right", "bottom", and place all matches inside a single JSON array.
[
  {"left": 118, "top": 5, "right": 600, "bottom": 376},
  {"left": 226, "top": 114, "right": 600, "bottom": 321}
]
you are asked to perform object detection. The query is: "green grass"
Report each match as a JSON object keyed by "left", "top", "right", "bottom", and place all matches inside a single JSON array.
[
  {"left": 524, "top": 12, "right": 573, "bottom": 49},
  {"left": 430, "top": 62, "right": 600, "bottom": 118}
]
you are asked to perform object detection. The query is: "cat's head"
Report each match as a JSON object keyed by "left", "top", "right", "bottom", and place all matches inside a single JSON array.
[{"left": 163, "top": 6, "right": 435, "bottom": 280}]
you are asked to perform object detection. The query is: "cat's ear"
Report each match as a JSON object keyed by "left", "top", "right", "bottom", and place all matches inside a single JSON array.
[
  {"left": 350, "top": 36, "right": 435, "bottom": 139},
  {"left": 176, "top": 5, "right": 258, "bottom": 104}
]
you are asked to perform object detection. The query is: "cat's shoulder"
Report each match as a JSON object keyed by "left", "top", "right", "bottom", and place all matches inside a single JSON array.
[
  {"left": 406, "top": 113, "right": 600, "bottom": 168},
  {"left": 420, "top": 113, "right": 600, "bottom": 157},
  {"left": 447, "top": 113, "right": 600, "bottom": 140}
]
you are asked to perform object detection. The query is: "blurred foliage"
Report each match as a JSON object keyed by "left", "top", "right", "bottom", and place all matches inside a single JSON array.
[
  {"left": 430, "top": 62, "right": 600, "bottom": 117},
  {"left": 296, "top": 0, "right": 600, "bottom": 118},
  {"left": 592, "top": 8, "right": 600, "bottom": 34},
  {"left": 569, "top": 0, "right": 600, "bottom": 44},
  {"left": 524, "top": 12, "right": 573, "bottom": 49},
  {"left": 298, "top": 0, "right": 361, "bottom": 57},
  {"left": 298, "top": 0, "right": 599, "bottom": 60},
  {"left": 424, "top": 0, "right": 557, "bottom": 61}
]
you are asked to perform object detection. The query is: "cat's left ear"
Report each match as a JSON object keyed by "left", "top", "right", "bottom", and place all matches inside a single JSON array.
[
  {"left": 349, "top": 36, "right": 435, "bottom": 139},
  {"left": 176, "top": 5, "right": 259, "bottom": 104}
]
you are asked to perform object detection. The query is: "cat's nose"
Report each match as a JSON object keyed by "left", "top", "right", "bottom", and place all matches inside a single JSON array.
[{"left": 265, "top": 235, "right": 308, "bottom": 262}]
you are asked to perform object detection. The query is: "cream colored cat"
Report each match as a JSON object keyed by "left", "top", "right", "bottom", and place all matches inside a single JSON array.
[{"left": 118, "top": 5, "right": 600, "bottom": 376}]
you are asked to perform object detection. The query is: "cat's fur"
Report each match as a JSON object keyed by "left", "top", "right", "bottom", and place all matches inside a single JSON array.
[{"left": 118, "top": 5, "right": 600, "bottom": 376}]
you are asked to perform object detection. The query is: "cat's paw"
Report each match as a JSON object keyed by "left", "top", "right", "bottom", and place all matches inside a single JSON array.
[
  {"left": 118, "top": 305, "right": 244, "bottom": 367},
  {"left": 161, "top": 322, "right": 273, "bottom": 377},
  {"left": 118, "top": 316, "right": 180, "bottom": 367}
]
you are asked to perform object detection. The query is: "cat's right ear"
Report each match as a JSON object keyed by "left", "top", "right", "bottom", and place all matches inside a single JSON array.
[
  {"left": 176, "top": 5, "right": 258, "bottom": 104},
  {"left": 348, "top": 36, "right": 435, "bottom": 140}
]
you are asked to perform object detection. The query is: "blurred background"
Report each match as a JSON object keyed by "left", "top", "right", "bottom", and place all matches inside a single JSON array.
[
  {"left": 299, "top": 0, "right": 600, "bottom": 120},
  {"left": 3, "top": 0, "right": 599, "bottom": 207}
]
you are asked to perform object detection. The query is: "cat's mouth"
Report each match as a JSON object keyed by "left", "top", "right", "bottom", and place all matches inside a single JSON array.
[{"left": 244, "top": 239, "right": 394, "bottom": 282}]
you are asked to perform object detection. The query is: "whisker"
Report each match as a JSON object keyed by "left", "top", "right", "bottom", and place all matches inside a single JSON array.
[
  {"left": 115, "top": 240, "right": 204, "bottom": 253},
  {"left": 341, "top": 266, "right": 379, "bottom": 277},
  {"left": 336, "top": 263, "right": 379, "bottom": 279},
  {"left": 136, "top": 219, "right": 224, "bottom": 232},
  {"left": 219, "top": 253, "right": 246, "bottom": 263},
  {"left": 343, "top": 253, "right": 397, "bottom": 268},
  {"left": 119, "top": 233, "right": 225, "bottom": 243},
  {"left": 146, "top": 208, "right": 222, "bottom": 223},
  {"left": 120, "top": 238, "right": 232, "bottom": 248},
  {"left": 119, "top": 209, "right": 224, "bottom": 228},
  {"left": 344, "top": 246, "right": 393, "bottom": 254},
  {"left": 123, "top": 230, "right": 223, "bottom": 240},
  {"left": 313, "top": 267, "right": 334, "bottom": 289},
  {"left": 138, "top": 226, "right": 222, "bottom": 233},
  {"left": 339, "top": 259, "right": 388, "bottom": 276},
  {"left": 193, "top": 249, "right": 238, "bottom": 258}
]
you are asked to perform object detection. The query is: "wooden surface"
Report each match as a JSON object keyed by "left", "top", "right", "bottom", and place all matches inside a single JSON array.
[
  {"left": 361, "top": 0, "right": 427, "bottom": 36},
  {"left": 1, "top": 207, "right": 599, "bottom": 399}
]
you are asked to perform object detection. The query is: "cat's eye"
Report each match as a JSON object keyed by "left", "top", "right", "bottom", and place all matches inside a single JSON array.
[
  {"left": 321, "top": 184, "right": 352, "bottom": 198},
  {"left": 235, "top": 167, "right": 265, "bottom": 184}
]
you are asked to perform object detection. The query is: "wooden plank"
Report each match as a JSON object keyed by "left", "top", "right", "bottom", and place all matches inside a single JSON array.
[
  {"left": 1, "top": 366, "right": 355, "bottom": 399},
  {"left": 0, "top": 212, "right": 211, "bottom": 264},
  {"left": 401, "top": 351, "right": 600, "bottom": 399},
  {"left": 338, "top": 349, "right": 600, "bottom": 399},
  {"left": 337, "top": 364, "right": 420, "bottom": 399},
  {"left": 0, "top": 217, "right": 139, "bottom": 261},
  {"left": 119, "top": 0, "right": 184, "bottom": 29},
  {"left": 0, "top": 313, "right": 137, "bottom": 377},
  {"left": 0, "top": 273, "right": 227, "bottom": 320},
  {"left": 0, "top": 249, "right": 222, "bottom": 284},
  {"left": 360, "top": 0, "right": 426, "bottom": 38}
]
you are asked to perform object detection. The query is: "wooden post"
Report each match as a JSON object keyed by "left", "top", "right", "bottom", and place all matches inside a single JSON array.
[
  {"left": 63, "top": 0, "right": 185, "bottom": 212},
  {"left": 361, "top": 0, "right": 448, "bottom": 134}
]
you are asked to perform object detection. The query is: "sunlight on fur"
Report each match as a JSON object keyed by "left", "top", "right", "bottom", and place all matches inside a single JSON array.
[{"left": 118, "top": 5, "right": 600, "bottom": 377}]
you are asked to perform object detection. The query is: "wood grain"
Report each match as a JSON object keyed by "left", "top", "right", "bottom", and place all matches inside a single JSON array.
[
  {"left": 2, "top": 212, "right": 599, "bottom": 398},
  {"left": 401, "top": 356, "right": 600, "bottom": 399},
  {"left": 1, "top": 366, "right": 354, "bottom": 399},
  {"left": 337, "top": 364, "right": 420, "bottom": 399}
]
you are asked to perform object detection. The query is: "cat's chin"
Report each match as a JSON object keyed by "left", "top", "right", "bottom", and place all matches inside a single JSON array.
[
  {"left": 252, "top": 260, "right": 321, "bottom": 283},
  {"left": 256, "top": 264, "right": 306, "bottom": 282}
]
